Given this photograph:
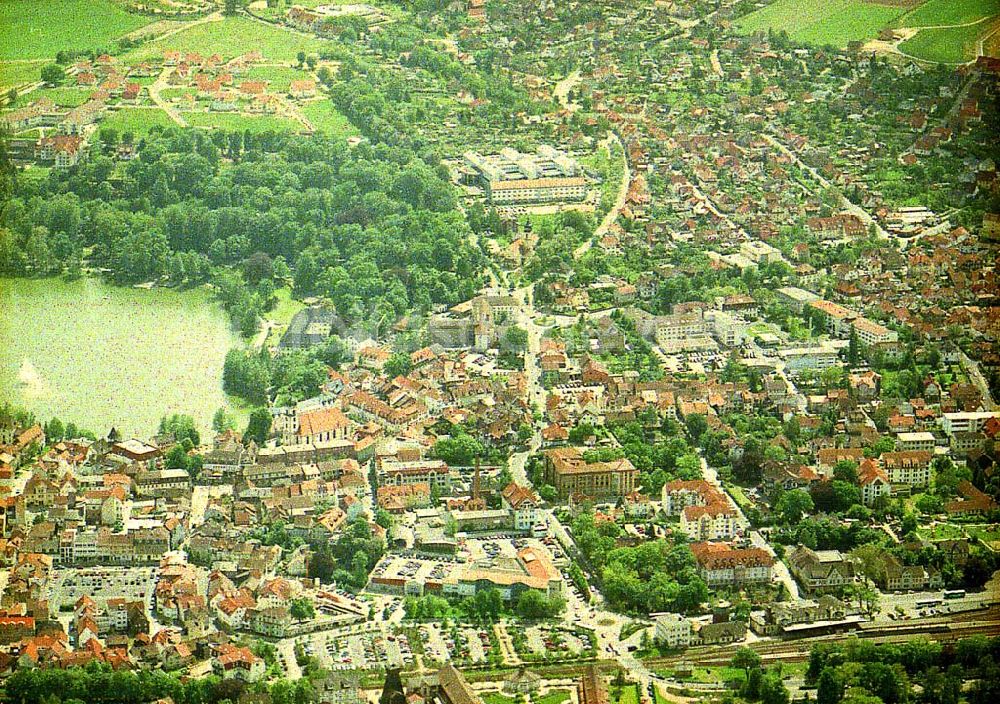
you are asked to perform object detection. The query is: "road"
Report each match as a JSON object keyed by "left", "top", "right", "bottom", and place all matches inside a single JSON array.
[
  {"left": 148, "top": 65, "right": 189, "bottom": 127},
  {"left": 958, "top": 350, "right": 997, "bottom": 411}
]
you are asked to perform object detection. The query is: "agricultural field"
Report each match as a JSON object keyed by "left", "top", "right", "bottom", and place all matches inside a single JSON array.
[
  {"left": 0, "top": 0, "right": 155, "bottom": 60},
  {"left": 182, "top": 111, "right": 303, "bottom": 133},
  {"left": 100, "top": 106, "right": 177, "bottom": 135},
  {"left": 123, "top": 16, "right": 333, "bottom": 64},
  {"left": 300, "top": 100, "right": 358, "bottom": 137},
  {"left": 0, "top": 61, "right": 42, "bottom": 90},
  {"left": 735, "top": 0, "right": 906, "bottom": 48},
  {"left": 899, "top": 22, "right": 994, "bottom": 63},
  {"left": 893, "top": 0, "right": 999, "bottom": 28}
]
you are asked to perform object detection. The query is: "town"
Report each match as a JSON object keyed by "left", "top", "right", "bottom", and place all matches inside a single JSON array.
[{"left": 0, "top": 0, "right": 998, "bottom": 703}]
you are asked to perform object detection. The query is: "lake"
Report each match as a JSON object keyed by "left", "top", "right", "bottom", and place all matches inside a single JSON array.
[{"left": 0, "top": 277, "right": 243, "bottom": 438}]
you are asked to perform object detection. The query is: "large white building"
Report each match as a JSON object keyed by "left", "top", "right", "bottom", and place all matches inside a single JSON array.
[
  {"left": 465, "top": 147, "right": 588, "bottom": 205},
  {"left": 654, "top": 613, "right": 692, "bottom": 648},
  {"left": 896, "top": 431, "right": 936, "bottom": 452},
  {"left": 941, "top": 412, "right": 997, "bottom": 436}
]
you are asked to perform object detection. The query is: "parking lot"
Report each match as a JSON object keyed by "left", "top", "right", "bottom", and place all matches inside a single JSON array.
[
  {"left": 300, "top": 628, "right": 415, "bottom": 671},
  {"left": 416, "top": 622, "right": 495, "bottom": 665},
  {"left": 524, "top": 625, "right": 586, "bottom": 656}
]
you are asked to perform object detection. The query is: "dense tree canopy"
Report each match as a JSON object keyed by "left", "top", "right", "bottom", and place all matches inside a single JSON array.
[{"left": 0, "top": 130, "right": 484, "bottom": 331}]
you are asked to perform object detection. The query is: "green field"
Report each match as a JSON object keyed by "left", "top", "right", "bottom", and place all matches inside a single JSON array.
[
  {"left": 899, "top": 22, "right": 992, "bottom": 62},
  {"left": 735, "top": 0, "right": 906, "bottom": 47},
  {"left": 300, "top": 100, "right": 358, "bottom": 137},
  {"left": 482, "top": 694, "right": 516, "bottom": 704},
  {"left": 13, "top": 86, "right": 93, "bottom": 108},
  {"left": 610, "top": 684, "right": 640, "bottom": 704},
  {"left": 966, "top": 524, "right": 1000, "bottom": 548},
  {"left": 0, "top": 61, "right": 42, "bottom": 89},
  {"left": 183, "top": 111, "right": 303, "bottom": 133},
  {"left": 895, "top": 0, "right": 999, "bottom": 27},
  {"left": 534, "top": 691, "right": 571, "bottom": 704},
  {"left": 0, "top": 0, "right": 154, "bottom": 60},
  {"left": 264, "top": 287, "right": 305, "bottom": 347},
  {"left": 102, "top": 106, "right": 177, "bottom": 135},
  {"left": 124, "top": 16, "right": 332, "bottom": 64},
  {"left": 244, "top": 64, "right": 315, "bottom": 92}
]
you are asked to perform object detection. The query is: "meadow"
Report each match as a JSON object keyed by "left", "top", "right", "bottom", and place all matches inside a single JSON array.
[
  {"left": 300, "top": 100, "right": 358, "bottom": 137},
  {"left": 735, "top": 0, "right": 906, "bottom": 47},
  {"left": 0, "top": 0, "right": 154, "bottom": 60},
  {"left": 12, "top": 86, "right": 93, "bottom": 108},
  {"left": 244, "top": 64, "right": 316, "bottom": 91}
]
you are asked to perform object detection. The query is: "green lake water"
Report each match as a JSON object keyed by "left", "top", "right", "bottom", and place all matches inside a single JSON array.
[{"left": 0, "top": 277, "right": 242, "bottom": 438}]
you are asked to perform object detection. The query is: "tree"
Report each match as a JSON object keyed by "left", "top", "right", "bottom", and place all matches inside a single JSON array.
[
  {"left": 817, "top": 667, "right": 844, "bottom": 704},
  {"left": 212, "top": 407, "right": 236, "bottom": 435},
  {"left": 244, "top": 407, "right": 272, "bottom": 444},
  {"left": 224, "top": 0, "right": 241, "bottom": 15},
  {"left": 832, "top": 460, "right": 859, "bottom": 485},
  {"left": 502, "top": 326, "right": 529, "bottom": 353},
  {"left": 384, "top": 353, "right": 412, "bottom": 379},
  {"left": 433, "top": 433, "right": 482, "bottom": 466},
  {"left": 776, "top": 489, "right": 814, "bottom": 524},
  {"left": 297, "top": 51, "right": 306, "bottom": 67},
  {"left": 44, "top": 417, "right": 65, "bottom": 443},
  {"left": 290, "top": 597, "right": 315, "bottom": 622},
  {"left": 159, "top": 413, "right": 200, "bottom": 447},
  {"left": 685, "top": 413, "right": 708, "bottom": 442},
  {"left": 760, "top": 673, "right": 790, "bottom": 704},
  {"left": 40, "top": 64, "right": 64, "bottom": 86},
  {"left": 732, "top": 646, "right": 762, "bottom": 679},
  {"left": 514, "top": 590, "right": 565, "bottom": 620}
]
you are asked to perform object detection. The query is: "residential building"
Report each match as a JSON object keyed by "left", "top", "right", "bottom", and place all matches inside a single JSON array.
[
  {"left": 542, "top": 447, "right": 638, "bottom": 500},
  {"left": 786, "top": 546, "right": 855, "bottom": 593},
  {"left": 690, "top": 542, "right": 774, "bottom": 586}
]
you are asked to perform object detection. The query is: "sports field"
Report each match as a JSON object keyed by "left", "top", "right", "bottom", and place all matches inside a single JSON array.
[
  {"left": 0, "top": 0, "right": 154, "bottom": 60},
  {"left": 735, "top": 0, "right": 906, "bottom": 48}
]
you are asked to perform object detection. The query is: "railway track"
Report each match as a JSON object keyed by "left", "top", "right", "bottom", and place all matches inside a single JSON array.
[{"left": 642, "top": 611, "right": 1000, "bottom": 668}]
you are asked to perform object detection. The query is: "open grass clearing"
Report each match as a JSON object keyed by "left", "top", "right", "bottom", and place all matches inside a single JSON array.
[
  {"left": 11, "top": 86, "right": 94, "bottom": 108},
  {"left": 534, "top": 691, "right": 571, "bottom": 704},
  {"left": 0, "top": 61, "right": 43, "bottom": 90}
]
